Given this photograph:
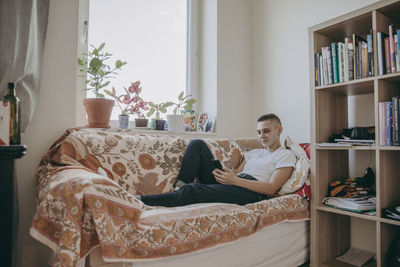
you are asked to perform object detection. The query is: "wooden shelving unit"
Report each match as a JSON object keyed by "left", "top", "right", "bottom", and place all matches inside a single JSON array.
[{"left": 309, "top": 1, "right": 400, "bottom": 266}]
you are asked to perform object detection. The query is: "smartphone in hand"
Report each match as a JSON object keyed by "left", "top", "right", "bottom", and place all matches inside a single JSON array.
[{"left": 210, "top": 159, "right": 223, "bottom": 170}]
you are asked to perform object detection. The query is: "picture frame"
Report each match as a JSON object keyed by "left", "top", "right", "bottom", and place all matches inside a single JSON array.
[{"left": 196, "top": 112, "right": 216, "bottom": 133}]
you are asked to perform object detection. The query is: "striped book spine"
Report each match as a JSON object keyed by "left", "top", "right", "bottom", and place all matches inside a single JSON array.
[
  {"left": 379, "top": 102, "right": 386, "bottom": 146},
  {"left": 386, "top": 101, "right": 393, "bottom": 146}
]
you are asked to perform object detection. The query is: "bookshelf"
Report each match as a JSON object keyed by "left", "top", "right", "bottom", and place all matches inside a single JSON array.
[{"left": 309, "top": 1, "right": 400, "bottom": 266}]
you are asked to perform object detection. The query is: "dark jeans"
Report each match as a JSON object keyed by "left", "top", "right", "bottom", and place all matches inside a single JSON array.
[{"left": 140, "top": 139, "right": 268, "bottom": 207}]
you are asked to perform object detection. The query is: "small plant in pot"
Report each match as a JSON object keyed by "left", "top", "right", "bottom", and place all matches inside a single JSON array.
[
  {"left": 105, "top": 81, "right": 149, "bottom": 129},
  {"left": 166, "top": 91, "right": 196, "bottom": 132},
  {"left": 78, "top": 42, "right": 127, "bottom": 128},
  {"left": 146, "top": 101, "right": 173, "bottom": 130}
]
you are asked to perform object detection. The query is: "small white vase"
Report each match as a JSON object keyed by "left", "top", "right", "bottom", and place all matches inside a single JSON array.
[{"left": 167, "top": 114, "right": 185, "bottom": 133}]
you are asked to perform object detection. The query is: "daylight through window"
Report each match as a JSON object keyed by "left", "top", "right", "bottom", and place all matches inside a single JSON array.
[{"left": 88, "top": 0, "right": 188, "bottom": 120}]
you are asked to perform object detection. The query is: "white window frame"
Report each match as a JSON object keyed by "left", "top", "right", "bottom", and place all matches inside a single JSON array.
[{"left": 78, "top": 0, "right": 200, "bottom": 127}]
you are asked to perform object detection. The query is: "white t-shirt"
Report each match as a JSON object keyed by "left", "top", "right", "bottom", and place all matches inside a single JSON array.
[{"left": 238, "top": 147, "right": 296, "bottom": 182}]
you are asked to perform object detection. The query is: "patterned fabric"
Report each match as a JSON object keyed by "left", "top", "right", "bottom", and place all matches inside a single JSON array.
[
  {"left": 44, "top": 129, "right": 188, "bottom": 196},
  {"left": 202, "top": 138, "right": 245, "bottom": 170},
  {"left": 30, "top": 129, "right": 310, "bottom": 266},
  {"left": 277, "top": 137, "right": 311, "bottom": 196}
]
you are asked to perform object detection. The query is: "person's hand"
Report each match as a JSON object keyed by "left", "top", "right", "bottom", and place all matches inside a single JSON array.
[{"left": 212, "top": 167, "right": 238, "bottom": 185}]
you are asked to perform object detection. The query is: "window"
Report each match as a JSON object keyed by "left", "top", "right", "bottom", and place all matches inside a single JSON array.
[{"left": 88, "top": 0, "right": 194, "bottom": 120}]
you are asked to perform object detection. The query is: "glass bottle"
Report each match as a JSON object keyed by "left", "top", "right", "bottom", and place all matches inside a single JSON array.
[{"left": 2, "top": 82, "right": 21, "bottom": 145}]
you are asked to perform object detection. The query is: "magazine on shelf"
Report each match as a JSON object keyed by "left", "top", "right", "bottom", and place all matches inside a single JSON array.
[
  {"left": 334, "top": 139, "right": 375, "bottom": 145},
  {"left": 322, "top": 195, "right": 376, "bottom": 213},
  {"left": 317, "top": 142, "right": 352, "bottom": 147}
]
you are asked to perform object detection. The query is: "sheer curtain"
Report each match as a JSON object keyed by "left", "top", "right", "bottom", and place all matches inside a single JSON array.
[{"left": 0, "top": 0, "right": 49, "bottom": 132}]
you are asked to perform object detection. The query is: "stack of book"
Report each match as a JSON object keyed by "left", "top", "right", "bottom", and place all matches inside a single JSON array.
[
  {"left": 315, "top": 30, "right": 374, "bottom": 86},
  {"left": 379, "top": 96, "right": 400, "bottom": 146},
  {"left": 323, "top": 195, "right": 376, "bottom": 213},
  {"left": 376, "top": 25, "right": 400, "bottom": 76}
]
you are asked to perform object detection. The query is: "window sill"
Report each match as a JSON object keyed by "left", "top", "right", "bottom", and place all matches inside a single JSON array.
[{"left": 105, "top": 127, "right": 217, "bottom": 137}]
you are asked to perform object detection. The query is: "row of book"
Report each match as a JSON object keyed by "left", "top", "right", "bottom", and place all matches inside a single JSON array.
[
  {"left": 315, "top": 31, "right": 374, "bottom": 86},
  {"left": 315, "top": 26, "right": 400, "bottom": 87},
  {"left": 379, "top": 97, "right": 400, "bottom": 146},
  {"left": 377, "top": 25, "right": 400, "bottom": 76}
]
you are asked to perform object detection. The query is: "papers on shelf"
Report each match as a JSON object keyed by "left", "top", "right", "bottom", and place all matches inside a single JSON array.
[
  {"left": 337, "top": 247, "right": 375, "bottom": 267},
  {"left": 317, "top": 142, "right": 352, "bottom": 147},
  {"left": 322, "top": 195, "right": 376, "bottom": 213},
  {"left": 334, "top": 139, "right": 375, "bottom": 145},
  {"left": 383, "top": 207, "right": 400, "bottom": 221}
]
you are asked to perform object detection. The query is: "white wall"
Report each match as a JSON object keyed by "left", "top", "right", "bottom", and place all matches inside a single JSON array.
[
  {"left": 251, "top": 0, "right": 379, "bottom": 143},
  {"left": 17, "top": 0, "right": 82, "bottom": 266},
  {"left": 217, "top": 0, "right": 254, "bottom": 138}
]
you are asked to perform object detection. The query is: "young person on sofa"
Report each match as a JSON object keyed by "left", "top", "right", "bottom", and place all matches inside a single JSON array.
[{"left": 139, "top": 113, "right": 296, "bottom": 207}]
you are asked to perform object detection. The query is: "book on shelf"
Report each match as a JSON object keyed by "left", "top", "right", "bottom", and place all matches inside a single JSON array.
[
  {"left": 322, "top": 195, "right": 376, "bottom": 213},
  {"left": 326, "top": 46, "right": 333, "bottom": 84},
  {"left": 367, "top": 30, "right": 374, "bottom": 77},
  {"left": 379, "top": 102, "right": 386, "bottom": 146},
  {"left": 331, "top": 42, "right": 339, "bottom": 83},
  {"left": 396, "top": 34, "right": 399, "bottom": 69},
  {"left": 315, "top": 54, "right": 319, "bottom": 86},
  {"left": 389, "top": 25, "right": 397, "bottom": 73},
  {"left": 346, "top": 37, "right": 354, "bottom": 80},
  {"left": 386, "top": 101, "right": 393, "bottom": 146},
  {"left": 338, "top": 42, "right": 345, "bottom": 83},
  {"left": 397, "top": 29, "right": 400, "bottom": 72},
  {"left": 362, "top": 41, "right": 368, "bottom": 78},
  {"left": 377, "top": 32, "right": 387, "bottom": 76},
  {"left": 379, "top": 99, "right": 400, "bottom": 146},
  {"left": 319, "top": 52, "right": 324, "bottom": 86},
  {"left": 384, "top": 37, "right": 391, "bottom": 74},
  {"left": 393, "top": 96, "right": 400, "bottom": 146}
]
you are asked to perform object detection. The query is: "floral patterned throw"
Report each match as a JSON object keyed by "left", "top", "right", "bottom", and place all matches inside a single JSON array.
[{"left": 30, "top": 129, "right": 309, "bottom": 266}]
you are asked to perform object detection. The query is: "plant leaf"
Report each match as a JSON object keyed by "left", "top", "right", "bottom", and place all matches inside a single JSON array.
[
  {"left": 146, "top": 110, "right": 155, "bottom": 117},
  {"left": 89, "top": 58, "right": 102, "bottom": 71},
  {"left": 178, "top": 91, "right": 184, "bottom": 101},
  {"left": 104, "top": 89, "right": 113, "bottom": 97},
  {"left": 98, "top": 43, "right": 105, "bottom": 51}
]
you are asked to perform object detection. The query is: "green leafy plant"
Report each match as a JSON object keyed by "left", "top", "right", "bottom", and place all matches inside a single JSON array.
[
  {"left": 146, "top": 101, "right": 174, "bottom": 120},
  {"left": 78, "top": 42, "right": 127, "bottom": 98},
  {"left": 169, "top": 91, "right": 196, "bottom": 115}
]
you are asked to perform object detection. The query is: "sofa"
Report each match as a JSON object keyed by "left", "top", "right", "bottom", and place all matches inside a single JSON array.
[{"left": 29, "top": 128, "right": 311, "bottom": 267}]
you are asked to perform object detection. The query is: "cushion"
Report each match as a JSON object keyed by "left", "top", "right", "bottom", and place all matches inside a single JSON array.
[
  {"left": 202, "top": 139, "right": 244, "bottom": 170},
  {"left": 277, "top": 136, "right": 311, "bottom": 196}
]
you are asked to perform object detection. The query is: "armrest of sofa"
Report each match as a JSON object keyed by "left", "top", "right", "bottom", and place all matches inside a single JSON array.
[{"left": 31, "top": 165, "right": 144, "bottom": 265}]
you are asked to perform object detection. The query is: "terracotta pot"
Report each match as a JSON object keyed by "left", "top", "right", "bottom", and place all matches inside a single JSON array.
[
  {"left": 83, "top": 98, "right": 114, "bottom": 128},
  {"left": 135, "top": 118, "right": 148, "bottom": 127}
]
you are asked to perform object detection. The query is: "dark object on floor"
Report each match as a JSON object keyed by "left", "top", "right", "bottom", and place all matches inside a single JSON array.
[{"left": 387, "top": 236, "right": 400, "bottom": 267}]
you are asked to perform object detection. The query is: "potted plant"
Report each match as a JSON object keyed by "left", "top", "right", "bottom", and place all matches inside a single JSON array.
[
  {"left": 105, "top": 81, "right": 149, "bottom": 129},
  {"left": 146, "top": 101, "right": 173, "bottom": 130},
  {"left": 166, "top": 91, "right": 196, "bottom": 132},
  {"left": 78, "top": 43, "right": 127, "bottom": 128}
]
